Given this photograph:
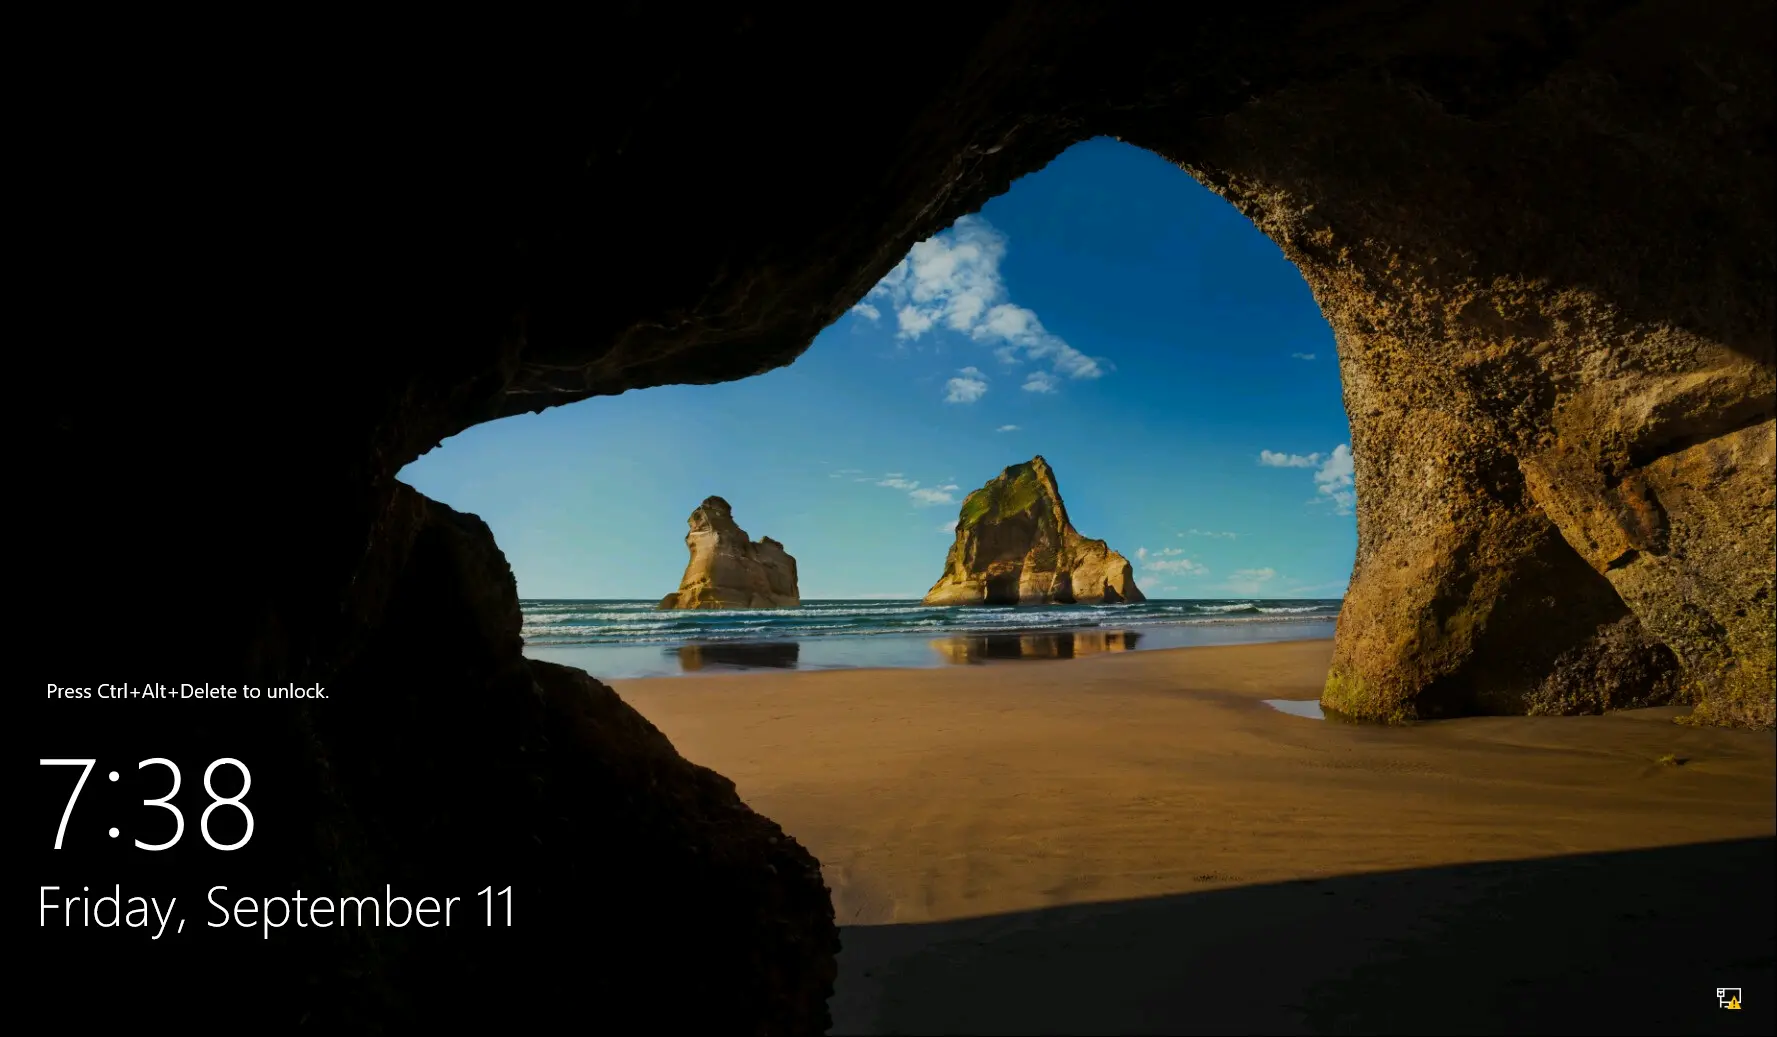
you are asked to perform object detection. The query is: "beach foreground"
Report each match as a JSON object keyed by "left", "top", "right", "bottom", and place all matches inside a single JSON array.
[{"left": 611, "top": 639, "right": 1776, "bottom": 1035}]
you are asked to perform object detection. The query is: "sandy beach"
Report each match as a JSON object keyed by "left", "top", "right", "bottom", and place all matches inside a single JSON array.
[{"left": 611, "top": 638, "right": 1776, "bottom": 1035}]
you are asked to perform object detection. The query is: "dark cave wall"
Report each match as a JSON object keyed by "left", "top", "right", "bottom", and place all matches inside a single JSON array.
[
  {"left": 317, "top": 487, "right": 839, "bottom": 1030},
  {"left": 32, "top": 1, "right": 1775, "bottom": 1032}
]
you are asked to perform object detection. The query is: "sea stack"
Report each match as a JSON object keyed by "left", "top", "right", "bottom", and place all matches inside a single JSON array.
[
  {"left": 924, "top": 456, "right": 1145, "bottom": 606},
  {"left": 657, "top": 496, "right": 800, "bottom": 609}
]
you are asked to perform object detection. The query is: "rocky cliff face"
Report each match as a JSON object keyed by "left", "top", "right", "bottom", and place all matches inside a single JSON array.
[
  {"left": 659, "top": 496, "right": 800, "bottom": 609},
  {"left": 925, "top": 457, "right": 1145, "bottom": 606}
]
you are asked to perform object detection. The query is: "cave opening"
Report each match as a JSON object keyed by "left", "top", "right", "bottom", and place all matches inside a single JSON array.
[{"left": 399, "top": 136, "right": 1359, "bottom": 682}]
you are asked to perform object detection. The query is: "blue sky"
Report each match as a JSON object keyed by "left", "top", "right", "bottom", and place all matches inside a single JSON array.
[{"left": 400, "top": 137, "right": 1356, "bottom": 600}]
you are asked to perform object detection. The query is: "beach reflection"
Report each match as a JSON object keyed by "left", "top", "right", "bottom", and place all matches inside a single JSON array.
[
  {"left": 1260, "top": 698, "right": 1370, "bottom": 724},
  {"left": 677, "top": 641, "right": 801, "bottom": 671},
  {"left": 931, "top": 629, "right": 1144, "bottom": 664},
  {"left": 1262, "top": 698, "right": 1325, "bottom": 720}
]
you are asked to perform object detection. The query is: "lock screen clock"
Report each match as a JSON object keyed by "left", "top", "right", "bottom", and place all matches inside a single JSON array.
[{"left": 41, "top": 757, "right": 255, "bottom": 851}]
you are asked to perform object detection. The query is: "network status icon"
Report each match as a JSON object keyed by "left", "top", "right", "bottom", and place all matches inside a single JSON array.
[{"left": 1717, "top": 987, "right": 1742, "bottom": 1010}]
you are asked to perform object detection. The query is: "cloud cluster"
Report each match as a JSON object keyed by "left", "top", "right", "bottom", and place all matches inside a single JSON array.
[
  {"left": 1259, "top": 450, "right": 1322, "bottom": 469},
  {"left": 1258, "top": 444, "right": 1357, "bottom": 517},
  {"left": 853, "top": 216, "right": 1106, "bottom": 397},
  {"left": 1133, "top": 541, "right": 1334, "bottom": 600},
  {"left": 996, "top": 424, "right": 1020, "bottom": 432},
  {"left": 911, "top": 486, "right": 961, "bottom": 506},
  {"left": 1313, "top": 445, "right": 1355, "bottom": 515},
  {"left": 1290, "top": 352, "right": 1316, "bottom": 361},
  {"left": 857, "top": 470, "right": 962, "bottom": 508},
  {"left": 1180, "top": 528, "right": 1238, "bottom": 540},
  {"left": 945, "top": 367, "right": 988, "bottom": 404},
  {"left": 1136, "top": 546, "right": 1207, "bottom": 577}
]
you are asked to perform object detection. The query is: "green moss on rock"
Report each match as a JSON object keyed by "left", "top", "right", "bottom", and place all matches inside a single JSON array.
[
  {"left": 958, "top": 462, "right": 1046, "bottom": 530},
  {"left": 1322, "top": 669, "right": 1417, "bottom": 725}
]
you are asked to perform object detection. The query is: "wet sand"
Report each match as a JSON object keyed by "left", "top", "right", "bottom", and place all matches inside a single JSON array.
[{"left": 611, "top": 639, "right": 1776, "bottom": 1035}]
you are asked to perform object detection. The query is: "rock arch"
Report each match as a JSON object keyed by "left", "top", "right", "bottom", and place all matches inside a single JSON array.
[{"left": 37, "top": 1, "right": 1773, "bottom": 1031}]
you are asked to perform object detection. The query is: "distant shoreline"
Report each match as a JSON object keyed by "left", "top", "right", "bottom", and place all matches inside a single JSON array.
[
  {"left": 522, "top": 606, "right": 1339, "bottom": 680},
  {"left": 518, "top": 597, "right": 1344, "bottom": 679}
]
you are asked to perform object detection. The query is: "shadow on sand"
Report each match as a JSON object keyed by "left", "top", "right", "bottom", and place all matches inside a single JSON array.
[{"left": 831, "top": 837, "right": 1775, "bottom": 1035}]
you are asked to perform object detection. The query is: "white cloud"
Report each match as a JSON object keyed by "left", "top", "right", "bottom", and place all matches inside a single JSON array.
[
  {"left": 863, "top": 215, "right": 1106, "bottom": 389},
  {"left": 1259, "top": 450, "right": 1322, "bottom": 468},
  {"left": 940, "top": 519, "right": 959, "bottom": 534},
  {"left": 945, "top": 366, "right": 988, "bottom": 404},
  {"left": 1137, "top": 546, "right": 1206, "bottom": 576},
  {"left": 1145, "top": 557, "right": 1208, "bottom": 576},
  {"left": 996, "top": 424, "right": 1020, "bottom": 432},
  {"left": 1262, "top": 444, "right": 1356, "bottom": 516},
  {"left": 852, "top": 303, "right": 881, "bottom": 322},
  {"left": 898, "top": 305, "right": 935, "bottom": 338},
  {"left": 1220, "top": 567, "right": 1278, "bottom": 595},
  {"left": 871, "top": 473, "right": 965, "bottom": 509},
  {"left": 1022, "top": 371, "right": 1059, "bottom": 394},
  {"left": 1314, "top": 445, "right": 1355, "bottom": 515},
  {"left": 1290, "top": 352, "right": 1315, "bottom": 360},
  {"left": 1180, "top": 529, "right": 1239, "bottom": 540}
]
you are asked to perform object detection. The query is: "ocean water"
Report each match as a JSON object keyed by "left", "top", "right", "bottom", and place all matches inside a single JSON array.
[{"left": 521, "top": 598, "right": 1340, "bottom": 679}]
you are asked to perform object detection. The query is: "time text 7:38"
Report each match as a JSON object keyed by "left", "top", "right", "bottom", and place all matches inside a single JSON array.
[{"left": 41, "top": 758, "right": 254, "bottom": 851}]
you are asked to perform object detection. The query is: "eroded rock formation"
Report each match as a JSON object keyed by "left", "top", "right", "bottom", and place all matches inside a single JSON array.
[
  {"left": 658, "top": 496, "right": 800, "bottom": 609},
  {"left": 35, "top": 1, "right": 1776, "bottom": 1032},
  {"left": 925, "top": 457, "right": 1145, "bottom": 606}
]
